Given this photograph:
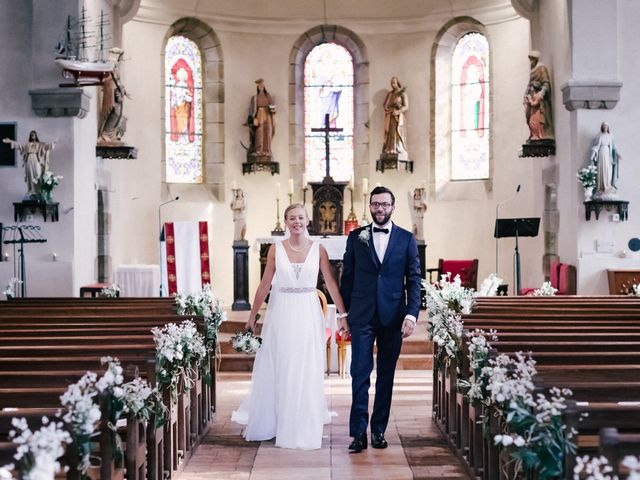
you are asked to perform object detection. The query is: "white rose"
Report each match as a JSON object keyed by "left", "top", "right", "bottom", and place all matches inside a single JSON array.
[{"left": 501, "top": 435, "right": 514, "bottom": 446}]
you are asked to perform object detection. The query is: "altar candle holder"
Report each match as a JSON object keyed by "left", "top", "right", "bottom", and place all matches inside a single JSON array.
[
  {"left": 344, "top": 187, "right": 359, "bottom": 234},
  {"left": 271, "top": 197, "right": 284, "bottom": 236},
  {"left": 302, "top": 186, "right": 308, "bottom": 206},
  {"left": 361, "top": 192, "right": 368, "bottom": 225},
  {"left": 288, "top": 192, "right": 293, "bottom": 206}
]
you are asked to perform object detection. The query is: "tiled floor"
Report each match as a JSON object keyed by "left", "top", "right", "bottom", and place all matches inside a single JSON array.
[{"left": 177, "top": 370, "right": 471, "bottom": 480}]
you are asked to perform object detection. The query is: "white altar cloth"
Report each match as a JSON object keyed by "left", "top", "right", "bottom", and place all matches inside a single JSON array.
[{"left": 114, "top": 264, "right": 160, "bottom": 297}]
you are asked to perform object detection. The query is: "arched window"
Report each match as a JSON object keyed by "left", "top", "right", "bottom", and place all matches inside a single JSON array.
[
  {"left": 304, "top": 43, "right": 354, "bottom": 182},
  {"left": 165, "top": 35, "right": 203, "bottom": 184},
  {"left": 451, "top": 33, "right": 489, "bottom": 180}
]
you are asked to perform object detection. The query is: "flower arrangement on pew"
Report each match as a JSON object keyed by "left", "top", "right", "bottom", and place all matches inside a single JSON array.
[
  {"left": 458, "top": 328, "right": 498, "bottom": 404},
  {"left": 573, "top": 454, "right": 640, "bottom": 480},
  {"left": 175, "top": 284, "right": 227, "bottom": 350},
  {"left": 153, "top": 320, "right": 207, "bottom": 397},
  {"left": 424, "top": 273, "right": 473, "bottom": 368},
  {"left": 58, "top": 357, "right": 166, "bottom": 476},
  {"left": 533, "top": 281, "right": 558, "bottom": 296},
  {"left": 0, "top": 417, "right": 71, "bottom": 479},
  {"left": 630, "top": 283, "right": 640, "bottom": 297}
]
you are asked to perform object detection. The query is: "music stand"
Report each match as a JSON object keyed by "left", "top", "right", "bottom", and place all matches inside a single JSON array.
[{"left": 494, "top": 218, "right": 540, "bottom": 295}]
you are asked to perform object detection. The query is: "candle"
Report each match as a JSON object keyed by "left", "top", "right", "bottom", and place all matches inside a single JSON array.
[
  {"left": 288, "top": 178, "right": 294, "bottom": 195},
  {"left": 276, "top": 182, "right": 280, "bottom": 198},
  {"left": 362, "top": 177, "right": 368, "bottom": 193},
  {"left": 302, "top": 173, "right": 308, "bottom": 186},
  {"left": 232, "top": 180, "right": 237, "bottom": 190},
  {"left": 376, "top": 182, "right": 382, "bottom": 187},
  {"left": 349, "top": 178, "right": 354, "bottom": 190},
  {"left": 3, "top": 252, "right": 8, "bottom": 261}
]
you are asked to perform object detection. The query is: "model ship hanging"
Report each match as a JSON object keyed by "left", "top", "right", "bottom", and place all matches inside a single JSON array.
[{"left": 55, "top": 7, "right": 114, "bottom": 86}]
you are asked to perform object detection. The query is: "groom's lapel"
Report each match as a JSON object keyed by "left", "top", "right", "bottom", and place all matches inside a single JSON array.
[
  {"left": 366, "top": 225, "right": 381, "bottom": 268},
  {"left": 380, "top": 223, "right": 399, "bottom": 267}
]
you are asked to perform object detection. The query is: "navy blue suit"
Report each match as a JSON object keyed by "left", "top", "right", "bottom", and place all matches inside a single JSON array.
[{"left": 340, "top": 223, "right": 421, "bottom": 437}]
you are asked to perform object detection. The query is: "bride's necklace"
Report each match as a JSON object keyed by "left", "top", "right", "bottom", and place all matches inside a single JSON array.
[{"left": 287, "top": 238, "right": 309, "bottom": 253}]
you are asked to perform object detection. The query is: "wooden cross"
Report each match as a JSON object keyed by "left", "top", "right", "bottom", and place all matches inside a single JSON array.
[{"left": 311, "top": 113, "right": 343, "bottom": 179}]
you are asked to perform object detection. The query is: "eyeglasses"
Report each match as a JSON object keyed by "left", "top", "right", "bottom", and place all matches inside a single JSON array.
[{"left": 370, "top": 202, "right": 393, "bottom": 209}]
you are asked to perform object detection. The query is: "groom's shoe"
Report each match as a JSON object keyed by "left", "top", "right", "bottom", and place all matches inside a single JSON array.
[
  {"left": 371, "top": 432, "right": 388, "bottom": 449},
  {"left": 348, "top": 433, "right": 368, "bottom": 453}
]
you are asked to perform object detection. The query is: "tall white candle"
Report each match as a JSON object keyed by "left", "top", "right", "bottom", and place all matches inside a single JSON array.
[
  {"left": 349, "top": 178, "right": 354, "bottom": 190},
  {"left": 362, "top": 177, "right": 368, "bottom": 193},
  {"left": 288, "top": 178, "right": 294, "bottom": 195},
  {"left": 302, "top": 173, "right": 308, "bottom": 186},
  {"left": 232, "top": 180, "right": 237, "bottom": 190}
]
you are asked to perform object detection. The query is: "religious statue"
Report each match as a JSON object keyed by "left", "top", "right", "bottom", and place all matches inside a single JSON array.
[
  {"left": 3, "top": 130, "right": 57, "bottom": 198},
  {"left": 246, "top": 79, "right": 276, "bottom": 160},
  {"left": 590, "top": 122, "right": 621, "bottom": 200},
  {"left": 381, "top": 76, "right": 409, "bottom": 160},
  {"left": 523, "top": 51, "right": 554, "bottom": 142},
  {"left": 230, "top": 188, "right": 247, "bottom": 242},
  {"left": 408, "top": 188, "right": 427, "bottom": 242},
  {"left": 98, "top": 48, "right": 128, "bottom": 146},
  {"left": 318, "top": 200, "right": 338, "bottom": 235}
]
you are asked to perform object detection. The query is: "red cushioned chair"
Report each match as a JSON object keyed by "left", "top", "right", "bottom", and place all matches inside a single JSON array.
[
  {"left": 521, "top": 261, "right": 576, "bottom": 295},
  {"left": 427, "top": 259, "right": 479, "bottom": 290}
]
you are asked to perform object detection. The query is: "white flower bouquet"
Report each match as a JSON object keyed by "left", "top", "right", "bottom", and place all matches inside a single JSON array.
[
  {"left": 533, "top": 281, "right": 557, "bottom": 296},
  {"left": 631, "top": 283, "right": 640, "bottom": 297},
  {"left": 175, "top": 284, "right": 226, "bottom": 351},
  {"left": 3, "top": 277, "right": 22, "bottom": 299},
  {"left": 230, "top": 330, "right": 263, "bottom": 355},
  {"left": 100, "top": 284, "right": 120, "bottom": 298},
  {"left": 6, "top": 416, "right": 71, "bottom": 480},
  {"left": 475, "top": 273, "right": 504, "bottom": 297},
  {"left": 577, "top": 165, "right": 597, "bottom": 188},
  {"left": 36, "top": 170, "right": 63, "bottom": 200},
  {"left": 152, "top": 320, "right": 207, "bottom": 394}
]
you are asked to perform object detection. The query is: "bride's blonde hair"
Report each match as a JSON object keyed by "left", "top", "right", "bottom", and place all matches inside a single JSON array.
[{"left": 283, "top": 203, "right": 308, "bottom": 220}]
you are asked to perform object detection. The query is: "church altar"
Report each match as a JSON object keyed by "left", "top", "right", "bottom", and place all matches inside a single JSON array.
[{"left": 113, "top": 264, "right": 160, "bottom": 297}]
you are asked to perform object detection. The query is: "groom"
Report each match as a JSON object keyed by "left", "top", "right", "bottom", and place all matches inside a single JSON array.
[{"left": 339, "top": 186, "right": 421, "bottom": 452}]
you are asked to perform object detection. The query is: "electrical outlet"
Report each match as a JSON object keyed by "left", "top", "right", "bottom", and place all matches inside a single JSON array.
[{"left": 596, "top": 240, "right": 615, "bottom": 253}]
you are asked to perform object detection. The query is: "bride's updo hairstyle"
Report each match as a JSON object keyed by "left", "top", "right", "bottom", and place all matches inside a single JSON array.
[{"left": 283, "top": 203, "right": 309, "bottom": 221}]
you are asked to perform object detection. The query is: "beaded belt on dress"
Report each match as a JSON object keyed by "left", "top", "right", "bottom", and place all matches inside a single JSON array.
[{"left": 278, "top": 287, "right": 316, "bottom": 293}]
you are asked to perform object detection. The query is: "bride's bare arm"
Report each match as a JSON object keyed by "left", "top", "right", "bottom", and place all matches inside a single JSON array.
[
  {"left": 319, "top": 245, "right": 349, "bottom": 331},
  {"left": 246, "top": 244, "right": 276, "bottom": 331}
]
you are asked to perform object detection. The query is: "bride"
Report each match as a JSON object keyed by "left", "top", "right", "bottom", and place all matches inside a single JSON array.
[{"left": 232, "top": 203, "right": 348, "bottom": 449}]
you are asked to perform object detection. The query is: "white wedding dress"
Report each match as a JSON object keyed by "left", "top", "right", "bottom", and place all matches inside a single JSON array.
[{"left": 232, "top": 240, "right": 334, "bottom": 449}]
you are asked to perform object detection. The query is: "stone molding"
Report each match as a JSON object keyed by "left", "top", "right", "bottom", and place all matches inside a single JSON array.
[
  {"left": 29, "top": 88, "right": 91, "bottom": 118},
  {"left": 561, "top": 80, "right": 623, "bottom": 111}
]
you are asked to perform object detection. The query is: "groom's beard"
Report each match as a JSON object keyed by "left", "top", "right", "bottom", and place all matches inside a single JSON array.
[{"left": 371, "top": 209, "right": 393, "bottom": 226}]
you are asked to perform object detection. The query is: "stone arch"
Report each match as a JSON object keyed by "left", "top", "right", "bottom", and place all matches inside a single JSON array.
[
  {"left": 430, "top": 17, "right": 492, "bottom": 200},
  {"left": 289, "top": 25, "right": 369, "bottom": 188},
  {"left": 161, "top": 18, "right": 224, "bottom": 200}
]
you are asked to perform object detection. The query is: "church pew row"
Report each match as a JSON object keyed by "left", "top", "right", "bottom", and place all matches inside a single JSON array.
[
  {"left": 0, "top": 307, "right": 214, "bottom": 480},
  {"left": 430, "top": 299, "right": 640, "bottom": 480}
]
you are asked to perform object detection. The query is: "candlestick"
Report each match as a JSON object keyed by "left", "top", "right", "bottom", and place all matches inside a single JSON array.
[
  {"left": 361, "top": 192, "right": 368, "bottom": 226},
  {"left": 302, "top": 186, "right": 308, "bottom": 205},
  {"left": 288, "top": 192, "right": 293, "bottom": 205},
  {"left": 271, "top": 197, "right": 284, "bottom": 236}
]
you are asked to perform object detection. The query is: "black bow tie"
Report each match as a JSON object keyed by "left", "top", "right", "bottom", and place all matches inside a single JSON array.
[{"left": 373, "top": 227, "right": 389, "bottom": 234}]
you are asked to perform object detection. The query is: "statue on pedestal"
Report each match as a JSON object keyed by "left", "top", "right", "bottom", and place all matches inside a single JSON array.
[
  {"left": 408, "top": 187, "right": 427, "bottom": 242},
  {"left": 523, "top": 51, "right": 554, "bottom": 143},
  {"left": 230, "top": 188, "right": 247, "bottom": 242},
  {"left": 98, "top": 48, "right": 128, "bottom": 146},
  {"left": 246, "top": 79, "right": 276, "bottom": 161},
  {"left": 3, "top": 130, "right": 57, "bottom": 199},
  {"left": 591, "top": 122, "right": 621, "bottom": 200},
  {"left": 381, "top": 76, "right": 409, "bottom": 160}
]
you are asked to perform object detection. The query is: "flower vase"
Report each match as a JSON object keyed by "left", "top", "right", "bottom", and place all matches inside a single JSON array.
[{"left": 583, "top": 187, "right": 593, "bottom": 202}]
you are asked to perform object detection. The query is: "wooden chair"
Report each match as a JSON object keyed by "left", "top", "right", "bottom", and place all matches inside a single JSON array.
[
  {"left": 427, "top": 259, "right": 479, "bottom": 290},
  {"left": 521, "top": 260, "right": 576, "bottom": 295},
  {"left": 335, "top": 329, "right": 351, "bottom": 378}
]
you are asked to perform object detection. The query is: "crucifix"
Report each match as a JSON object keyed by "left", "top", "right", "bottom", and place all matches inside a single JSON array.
[{"left": 312, "top": 113, "right": 343, "bottom": 179}]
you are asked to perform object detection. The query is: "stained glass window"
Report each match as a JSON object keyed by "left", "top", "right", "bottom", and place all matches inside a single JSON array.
[
  {"left": 304, "top": 43, "right": 354, "bottom": 182},
  {"left": 451, "top": 33, "right": 489, "bottom": 180},
  {"left": 165, "top": 35, "right": 203, "bottom": 183}
]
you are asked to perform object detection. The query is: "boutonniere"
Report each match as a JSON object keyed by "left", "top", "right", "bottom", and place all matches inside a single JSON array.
[{"left": 358, "top": 229, "right": 370, "bottom": 246}]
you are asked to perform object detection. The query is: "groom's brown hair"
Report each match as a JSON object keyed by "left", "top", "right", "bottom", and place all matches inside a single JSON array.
[{"left": 369, "top": 186, "right": 395, "bottom": 205}]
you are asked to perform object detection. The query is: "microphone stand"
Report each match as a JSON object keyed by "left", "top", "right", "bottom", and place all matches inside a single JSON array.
[{"left": 158, "top": 196, "right": 179, "bottom": 297}]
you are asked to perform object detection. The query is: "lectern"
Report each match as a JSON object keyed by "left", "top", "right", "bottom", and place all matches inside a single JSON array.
[{"left": 494, "top": 218, "right": 540, "bottom": 295}]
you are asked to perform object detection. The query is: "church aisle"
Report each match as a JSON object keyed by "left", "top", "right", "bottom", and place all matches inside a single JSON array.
[{"left": 177, "top": 371, "right": 470, "bottom": 480}]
